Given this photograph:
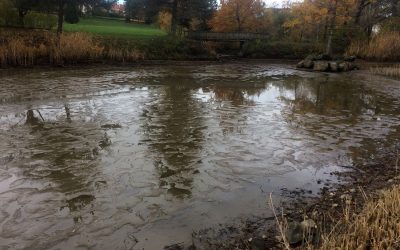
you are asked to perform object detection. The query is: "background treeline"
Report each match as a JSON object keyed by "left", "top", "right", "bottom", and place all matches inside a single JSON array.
[
  {"left": 0, "top": 0, "right": 120, "bottom": 32},
  {"left": 0, "top": 0, "right": 399, "bottom": 67},
  {"left": 125, "top": 0, "right": 217, "bottom": 35},
  {"left": 125, "top": 0, "right": 400, "bottom": 59},
  {"left": 280, "top": 0, "right": 400, "bottom": 60}
]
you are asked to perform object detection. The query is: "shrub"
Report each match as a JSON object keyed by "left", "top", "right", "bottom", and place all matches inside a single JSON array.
[
  {"left": 380, "top": 17, "right": 400, "bottom": 33},
  {"left": 144, "top": 36, "right": 187, "bottom": 59},
  {"left": 100, "top": 36, "right": 188, "bottom": 60},
  {"left": 158, "top": 11, "right": 172, "bottom": 32},
  {"left": 24, "top": 12, "right": 57, "bottom": 29},
  {"left": 242, "top": 40, "right": 324, "bottom": 59},
  {"left": 332, "top": 26, "right": 367, "bottom": 54},
  {"left": 0, "top": 0, "right": 19, "bottom": 26},
  {"left": 0, "top": 0, "right": 57, "bottom": 29}
]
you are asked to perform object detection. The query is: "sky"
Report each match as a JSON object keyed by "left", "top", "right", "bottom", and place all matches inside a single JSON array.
[{"left": 117, "top": 0, "right": 289, "bottom": 8}]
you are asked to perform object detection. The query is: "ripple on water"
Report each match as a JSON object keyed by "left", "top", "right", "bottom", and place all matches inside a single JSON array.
[{"left": 1, "top": 63, "right": 400, "bottom": 248}]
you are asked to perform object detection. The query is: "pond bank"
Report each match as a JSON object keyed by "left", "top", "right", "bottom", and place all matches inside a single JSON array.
[
  {"left": 0, "top": 28, "right": 217, "bottom": 68},
  {"left": 0, "top": 29, "right": 327, "bottom": 68},
  {"left": 4, "top": 28, "right": 398, "bottom": 69},
  {"left": 182, "top": 147, "right": 400, "bottom": 249}
]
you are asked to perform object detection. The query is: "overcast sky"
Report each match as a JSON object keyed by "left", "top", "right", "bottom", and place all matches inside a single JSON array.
[{"left": 117, "top": 0, "right": 289, "bottom": 8}]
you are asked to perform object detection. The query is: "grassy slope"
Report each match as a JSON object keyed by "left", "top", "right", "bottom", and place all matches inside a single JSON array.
[{"left": 64, "top": 17, "right": 167, "bottom": 39}]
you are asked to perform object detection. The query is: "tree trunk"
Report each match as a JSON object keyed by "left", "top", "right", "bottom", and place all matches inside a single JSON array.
[
  {"left": 300, "top": 27, "right": 304, "bottom": 42},
  {"left": 366, "top": 24, "right": 373, "bottom": 37},
  {"left": 326, "top": 0, "right": 338, "bottom": 56},
  {"left": 57, "top": 0, "right": 65, "bottom": 35},
  {"left": 392, "top": 0, "right": 399, "bottom": 17},
  {"left": 323, "top": 15, "right": 329, "bottom": 40},
  {"left": 171, "top": 0, "right": 178, "bottom": 35},
  {"left": 326, "top": 28, "right": 333, "bottom": 55},
  {"left": 18, "top": 10, "right": 26, "bottom": 27},
  {"left": 236, "top": 1, "right": 241, "bottom": 32},
  {"left": 354, "top": 0, "right": 367, "bottom": 25}
]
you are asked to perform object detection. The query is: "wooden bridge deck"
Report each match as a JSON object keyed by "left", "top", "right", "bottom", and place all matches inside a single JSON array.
[{"left": 185, "top": 32, "right": 269, "bottom": 41}]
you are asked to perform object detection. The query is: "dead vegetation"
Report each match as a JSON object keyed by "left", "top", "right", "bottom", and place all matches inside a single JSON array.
[
  {"left": 0, "top": 29, "right": 145, "bottom": 67},
  {"left": 273, "top": 185, "right": 400, "bottom": 250},
  {"left": 347, "top": 32, "right": 400, "bottom": 61},
  {"left": 370, "top": 65, "right": 400, "bottom": 78},
  {"left": 317, "top": 185, "right": 400, "bottom": 250}
]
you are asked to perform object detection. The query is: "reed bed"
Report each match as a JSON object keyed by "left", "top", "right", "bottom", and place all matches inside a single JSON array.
[
  {"left": 347, "top": 32, "right": 400, "bottom": 61},
  {"left": 0, "top": 29, "right": 146, "bottom": 67},
  {"left": 370, "top": 65, "right": 400, "bottom": 78},
  {"left": 319, "top": 185, "right": 400, "bottom": 250},
  {"left": 55, "top": 32, "right": 104, "bottom": 63},
  {"left": 105, "top": 47, "right": 145, "bottom": 62},
  {"left": 272, "top": 185, "right": 400, "bottom": 250}
]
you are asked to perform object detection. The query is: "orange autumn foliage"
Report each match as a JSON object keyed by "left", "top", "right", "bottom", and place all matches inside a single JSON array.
[
  {"left": 158, "top": 11, "right": 172, "bottom": 31},
  {"left": 283, "top": 0, "right": 356, "bottom": 41},
  {"left": 209, "top": 0, "right": 266, "bottom": 32}
]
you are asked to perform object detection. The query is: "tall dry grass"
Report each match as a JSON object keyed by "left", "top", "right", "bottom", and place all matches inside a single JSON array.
[
  {"left": 105, "top": 47, "right": 145, "bottom": 62},
  {"left": 0, "top": 29, "right": 146, "bottom": 67},
  {"left": 1, "top": 38, "right": 35, "bottom": 66},
  {"left": 370, "top": 65, "right": 400, "bottom": 78},
  {"left": 319, "top": 185, "right": 400, "bottom": 249},
  {"left": 347, "top": 32, "right": 400, "bottom": 61},
  {"left": 272, "top": 185, "right": 400, "bottom": 250},
  {"left": 52, "top": 32, "right": 104, "bottom": 64}
]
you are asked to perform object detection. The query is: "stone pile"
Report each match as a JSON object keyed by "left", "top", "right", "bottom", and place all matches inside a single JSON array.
[{"left": 297, "top": 54, "right": 358, "bottom": 72}]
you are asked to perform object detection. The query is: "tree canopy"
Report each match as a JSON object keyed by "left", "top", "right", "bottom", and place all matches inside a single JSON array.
[
  {"left": 209, "top": 0, "right": 266, "bottom": 32},
  {"left": 125, "top": 0, "right": 217, "bottom": 33}
]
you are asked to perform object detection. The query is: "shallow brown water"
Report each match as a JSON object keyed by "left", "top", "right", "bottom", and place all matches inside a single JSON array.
[{"left": 1, "top": 62, "right": 400, "bottom": 249}]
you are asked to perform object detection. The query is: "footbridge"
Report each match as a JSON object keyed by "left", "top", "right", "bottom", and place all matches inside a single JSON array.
[{"left": 185, "top": 32, "right": 269, "bottom": 42}]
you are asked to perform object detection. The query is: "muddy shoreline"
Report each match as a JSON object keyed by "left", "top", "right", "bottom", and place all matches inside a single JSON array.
[
  {"left": 181, "top": 146, "right": 400, "bottom": 250},
  {"left": 0, "top": 58, "right": 396, "bottom": 72},
  {"left": 0, "top": 58, "right": 300, "bottom": 71}
]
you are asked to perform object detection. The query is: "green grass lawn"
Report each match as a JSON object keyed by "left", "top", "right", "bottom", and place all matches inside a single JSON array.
[{"left": 64, "top": 17, "right": 167, "bottom": 39}]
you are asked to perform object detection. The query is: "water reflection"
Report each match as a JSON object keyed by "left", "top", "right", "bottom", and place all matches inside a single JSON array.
[
  {"left": 211, "top": 85, "right": 263, "bottom": 106},
  {"left": 14, "top": 104, "right": 110, "bottom": 226},
  {"left": 1, "top": 64, "right": 400, "bottom": 249},
  {"left": 142, "top": 82, "right": 205, "bottom": 199},
  {"left": 280, "top": 76, "right": 376, "bottom": 117},
  {"left": 25, "top": 109, "right": 43, "bottom": 125},
  {"left": 210, "top": 84, "right": 267, "bottom": 135},
  {"left": 62, "top": 194, "right": 96, "bottom": 224},
  {"left": 278, "top": 76, "right": 400, "bottom": 165}
]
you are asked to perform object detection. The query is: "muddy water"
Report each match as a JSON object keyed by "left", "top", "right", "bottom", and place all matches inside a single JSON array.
[{"left": 1, "top": 62, "right": 400, "bottom": 249}]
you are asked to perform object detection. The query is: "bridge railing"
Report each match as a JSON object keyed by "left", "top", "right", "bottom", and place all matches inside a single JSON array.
[{"left": 185, "top": 32, "right": 269, "bottom": 41}]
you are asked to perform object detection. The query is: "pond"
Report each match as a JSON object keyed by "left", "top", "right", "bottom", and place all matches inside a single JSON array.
[{"left": 1, "top": 62, "right": 400, "bottom": 249}]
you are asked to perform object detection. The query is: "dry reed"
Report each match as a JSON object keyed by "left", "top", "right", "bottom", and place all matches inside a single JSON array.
[
  {"left": 272, "top": 185, "right": 400, "bottom": 250},
  {"left": 318, "top": 185, "right": 400, "bottom": 249},
  {"left": 0, "top": 29, "right": 147, "bottom": 67},
  {"left": 370, "top": 65, "right": 400, "bottom": 78},
  {"left": 347, "top": 32, "right": 400, "bottom": 61}
]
